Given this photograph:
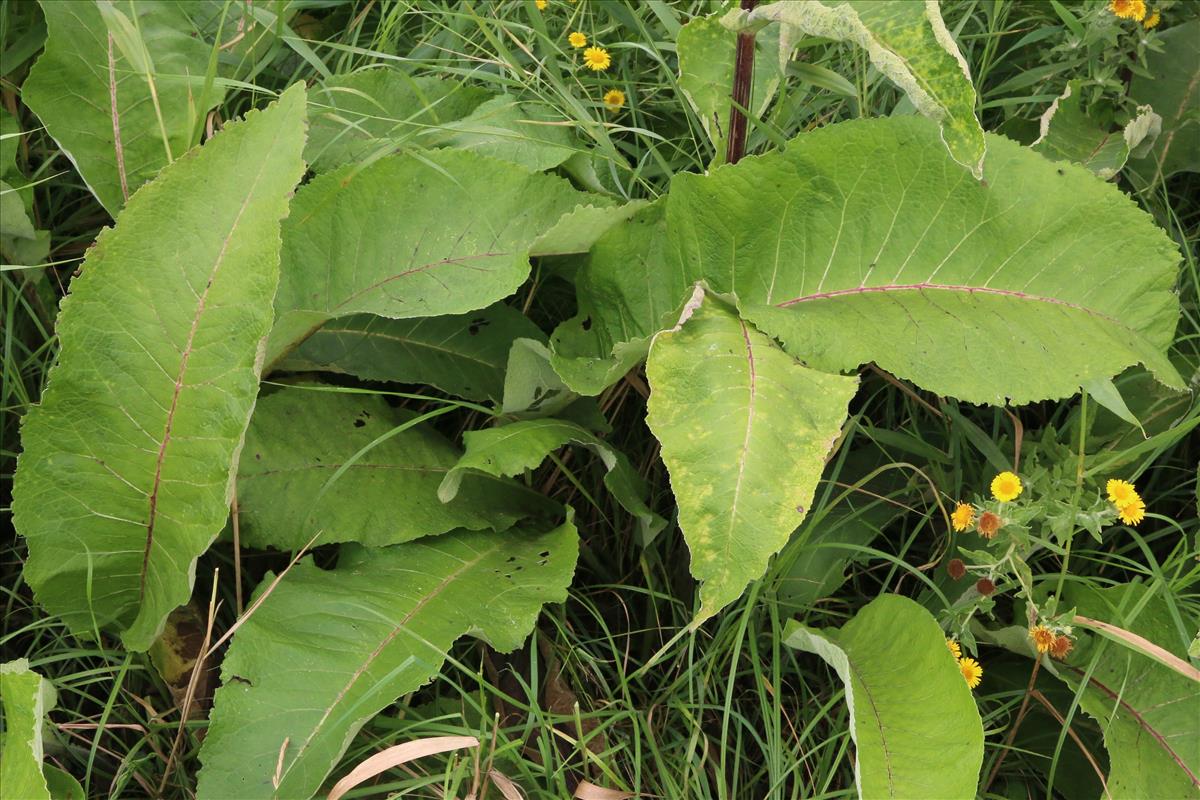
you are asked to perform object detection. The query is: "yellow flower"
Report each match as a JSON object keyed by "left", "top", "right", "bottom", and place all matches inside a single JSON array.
[
  {"left": 1144, "top": 9, "right": 1161, "bottom": 28},
  {"left": 1106, "top": 478, "right": 1140, "bottom": 508},
  {"left": 1118, "top": 496, "right": 1146, "bottom": 525},
  {"left": 951, "top": 502, "right": 975, "bottom": 532},
  {"left": 536, "top": 0, "right": 547, "bottom": 9},
  {"left": 977, "top": 511, "right": 1001, "bottom": 540},
  {"left": 990, "top": 471, "right": 1023, "bottom": 502},
  {"left": 1030, "top": 624, "right": 1056, "bottom": 654},
  {"left": 603, "top": 88, "right": 626, "bottom": 111},
  {"left": 583, "top": 45, "right": 611, "bottom": 71},
  {"left": 568, "top": 31, "right": 587, "bottom": 48},
  {"left": 958, "top": 657, "right": 983, "bottom": 689},
  {"left": 1109, "top": 0, "right": 1147, "bottom": 20},
  {"left": 947, "top": 639, "right": 961, "bottom": 659}
]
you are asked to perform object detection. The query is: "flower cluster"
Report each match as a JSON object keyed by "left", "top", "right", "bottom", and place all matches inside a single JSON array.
[
  {"left": 947, "top": 638, "right": 983, "bottom": 689},
  {"left": 950, "top": 471, "right": 1023, "bottom": 541},
  {"left": 554, "top": 23, "right": 623, "bottom": 111},
  {"left": 1106, "top": 478, "right": 1146, "bottom": 526},
  {"left": 1029, "top": 623, "right": 1074, "bottom": 661},
  {"left": 1108, "top": 0, "right": 1162, "bottom": 28}
]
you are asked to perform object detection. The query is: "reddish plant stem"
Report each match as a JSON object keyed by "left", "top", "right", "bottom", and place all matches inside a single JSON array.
[{"left": 725, "top": 0, "right": 758, "bottom": 164}]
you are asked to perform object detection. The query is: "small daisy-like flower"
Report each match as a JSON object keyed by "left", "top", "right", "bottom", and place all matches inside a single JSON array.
[
  {"left": 947, "top": 558, "right": 967, "bottom": 580},
  {"left": 1144, "top": 8, "right": 1161, "bottom": 27},
  {"left": 1050, "top": 635, "right": 1074, "bottom": 661},
  {"left": 990, "top": 471, "right": 1023, "bottom": 502},
  {"left": 977, "top": 511, "right": 1002, "bottom": 539},
  {"left": 1106, "top": 478, "right": 1140, "bottom": 508},
  {"left": 535, "top": 0, "right": 547, "bottom": 9},
  {"left": 959, "top": 657, "right": 983, "bottom": 689},
  {"left": 603, "top": 88, "right": 626, "bottom": 111},
  {"left": 1110, "top": 0, "right": 1147, "bottom": 20},
  {"left": 976, "top": 577, "right": 996, "bottom": 596},
  {"left": 583, "top": 45, "right": 611, "bottom": 71},
  {"left": 568, "top": 31, "right": 587, "bottom": 48},
  {"left": 951, "top": 502, "right": 975, "bottom": 532},
  {"left": 947, "top": 638, "right": 961, "bottom": 659},
  {"left": 1118, "top": 496, "right": 1146, "bottom": 525},
  {"left": 1030, "top": 624, "right": 1056, "bottom": 654}
]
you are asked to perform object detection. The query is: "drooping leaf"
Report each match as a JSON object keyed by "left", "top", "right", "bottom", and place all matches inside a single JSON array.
[
  {"left": 0, "top": 660, "right": 56, "bottom": 800},
  {"left": 728, "top": 0, "right": 985, "bottom": 176},
  {"left": 305, "top": 69, "right": 490, "bottom": 172},
  {"left": 502, "top": 338, "right": 578, "bottom": 418},
  {"left": 274, "top": 303, "right": 544, "bottom": 403},
  {"left": 1059, "top": 583, "right": 1200, "bottom": 799},
  {"left": 645, "top": 293, "right": 858, "bottom": 619},
  {"left": 431, "top": 95, "right": 576, "bottom": 172},
  {"left": 439, "top": 417, "right": 664, "bottom": 542},
  {"left": 266, "top": 149, "right": 602, "bottom": 365},
  {"left": 1033, "top": 81, "right": 1160, "bottom": 179},
  {"left": 529, "top": 199, "right": 648, "bottom": 258},
  {"left": 783, "top": 595, "right": 985, "bottom": 799},
  {"left": 12, "top": 85, "right": 307, "bottom": 650},
  {"left": 22, "top": 0, "right": 226, "bottom": 214},
  {"left": 1129, "top": 20, "right": 1200, "bottom": 183},
  {"left": 197, "top": 519, "right": 579, "bottom": 800}
]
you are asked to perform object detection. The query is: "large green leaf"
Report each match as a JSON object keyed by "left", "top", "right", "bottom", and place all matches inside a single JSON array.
[
  {"left": 1032, "top": 81, "right": 1160, "bottom": 179},
  {"left": 22, "top": 0, "right": 225, "bottom": 214},
  {"left": 197, "top": 520, "right": 579, "bottom": 800},
  {"left": 728, "top": 0, "right": 985, "bottom": 176},
  {"left": 783, "top": 595, "right": 985, "bottom": 798},
  {"left": 645, "top": 293, "right": 858, "bottom": 619},
  {"left": 439, "top": 417, "right": 665, "bottom": 542},
  {"left": 0, "top": 660, "right": 55, "bottom": 800},
  {"left": 274, "top": 303, "right": 544, "bottom": 403},
  {"left": 236, "top": 389, "right": 555, "bottom": 550},
  {"left": 1061, "top": 583, "right": 1200, "bottom": 799},
  {"left": 12, "top": 85, "right": 307, "bottom": 650},
  {"left": 1130, "top": 20, "right": 1200, "bottom": 183},
  {"left": 431, "top": 95, "right": 576, "bottom": 172},
  {"left": 266, "top": 149, "right": 602, "bottom": 365}
]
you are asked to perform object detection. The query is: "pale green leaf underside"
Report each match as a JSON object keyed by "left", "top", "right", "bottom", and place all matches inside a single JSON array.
[
  {"left": 530, "top": 199, "right": 646, "bottom": 258},
  {"left": 732, "top": 0, "right": 985, "bottom": 176},
  {"left": 236, "top": 389, "right": 555, "bottom": 550},
  {"left": 197, "top": 521, "right": 579, "bottom": 800},
  {"left": 784, "top": 595, "right": 985, "bottom": 799},
  {"left": 502, "top": 338, "right": 577, "bottom": 418},
  {"left": 266, "top": 149, "right": 598, "bottom": 365},
  {"left": 0, "top": 660, "right": 55, "bottom": 800},
  {"left": 274, "top": 303, "right": 544, "bottom": 403},
  {"left": 439, "top": 417, "right": 665, "bottom": 542},
  {"left": 645, "top": 295, "right": 858, "bottom": 620},
  {"left": 13, "top": 86, "right": 307, "bottom": 650},
  {"left": 22, "top": 0, "right": 225, "bottom": 214}
]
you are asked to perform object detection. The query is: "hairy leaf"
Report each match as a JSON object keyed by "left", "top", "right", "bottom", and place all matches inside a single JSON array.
[
  {"left": 236, "top": 389, "right": 555, "bottom": 550},
  {"left": 197, "top": 520, "right": 579, "bottom": 799},
  {"left": 266, "top": 149, "right": 599, "bottom": 364},
  {"left": 440, "top": 417, "right": 664, "bottom": 542},
  {"left": 22, "top": 0, "right": 225, "bottom": 214},
  {"left": 275, "top": 303, "right": 544, "bottom": 403},
  {"left": 13, "top": 86, "right": 307, "bottom": 650},
  {"left": 645, "top": 294, "right": 857, "bottom": 619},
  {"left": 1033, "top": 81, "right": 1160, "bottom": 179},
  {"left": 784, "top": 595, "right": 985, "bottom": 798},
  {"left": 0, "top": 660, "right": 55, "bottom": 800}
]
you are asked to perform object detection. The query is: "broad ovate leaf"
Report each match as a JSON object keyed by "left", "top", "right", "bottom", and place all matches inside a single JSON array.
[
  {"left": 0, "top": 660, "right": 56, "bottom": 800},
  {"left": 728, "top": 0, "right": 984, "bottom": 176},
  {"left": 236, "top": 389, "right": 555, "bottom": 550},
  {"left": 784, "top": 595, "right": 985, "bottom": 798},
  {"left": 22, "top": 0, "right": 225, "bottom": 214},
  {"left": 12, "top": 85, "right": 307, "bottom": 650},
  {"left": 439, "top": 417, "right": 665, "bottom": 542},
  {"left": 266, "top": 149, "right": 601, "bottom": 364},
  {"left": 274, "top": 303, "right": 544, "bottom": 403},
  {"left": 197, "top": 520, "right": 579, "bottom": 800},
  {"left": 1033, "top": 81, "right": 1160, "bottom": 179},
  {"left": 645, "top": 293, "right": 857, "bottom": 620},
  {"left": 431, "top": 95, "right": 576, "bottom": 172}
]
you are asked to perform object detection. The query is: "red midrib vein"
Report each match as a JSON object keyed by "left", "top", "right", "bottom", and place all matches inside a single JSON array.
[{"left": 139, "top": 152, "right": 276, "bottom": 602}]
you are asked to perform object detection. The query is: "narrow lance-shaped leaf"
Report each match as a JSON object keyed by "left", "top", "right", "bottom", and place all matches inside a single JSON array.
[
  {"left": 727, "top": 0, "right": 985, "bottom": 176},
  {"left": 784, "top": 595, "right": 985, "bottom": 799},
  {"left": 12, "top": 85, "right": 307, "bottom": 650},
  {"left": 197, "top": 520, "right": 579, "bottom": 800},
  {"left": 645, "top": 292, "right": 858, "bottom": 619},
  {"left": 236, "top": 389, "right": 557, "bottom": 550}
]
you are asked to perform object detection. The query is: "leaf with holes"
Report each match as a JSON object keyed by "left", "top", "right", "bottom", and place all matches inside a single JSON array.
[
  {"left": 196, "top": 518, "right": 579, "bottom": 800},
  {"left": 1033, "top": 81, "right": 1160, "bottom": 179},
  {"left": 784, "top": 594, "right": 985, "bottom": 798},
  {"left": 645, "top": 293, "right": 858, "bottom": 620},
  {"left": 236, "top": 389, "right": 556, "bottom": 550},
  {"left": 12, "top": 85, "right": 307, "bottom": 651}
]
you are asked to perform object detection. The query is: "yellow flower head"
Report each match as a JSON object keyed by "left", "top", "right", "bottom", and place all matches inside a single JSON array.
[
  {"left": 603, "top": 88, "right": 626, "bottom": 111},
  {"left": 1144, "top": 9, "right": 1161, "bottom": 28},
  {"left": 1030, "top": 624, "right": 1056, "bottom": 654},
  {"left": 1110, "top": 0, "right": 1147, "bottom": 20},
  {"left": 1106, "top": 478, "right": 1140, "bottom": 508},
  {"left": 1118, "top": 496, "right": 1146, "bottom": 525},
  {"left": 977, "top": 511, "right": 1002, "bottom": 540},
  {"left": 568, "top": 31, "right": 587, "bottom": 48},
  {"left": 583, "top": 45, "right": 611, "bottom": 71},
  {"left": 990, "top": 471, "right": 1023, "bottom": 502},
  {"left": 947, "top": 638, "right": 962, "bottom": 659},
  {"left": 951, "top": 502, "right": 975, "bottom": 532},
  {"left": 958, "top": 657, "right": 983, "bottom": 689},
  {"left": 536, "top": 0, "right": 547, "bottom": 9}
]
